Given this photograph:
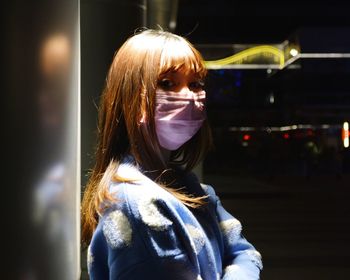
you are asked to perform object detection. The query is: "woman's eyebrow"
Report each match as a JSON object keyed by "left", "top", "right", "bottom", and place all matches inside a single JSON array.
[{"left": 158, "top": 71, "right": 176, "bottom": 78}]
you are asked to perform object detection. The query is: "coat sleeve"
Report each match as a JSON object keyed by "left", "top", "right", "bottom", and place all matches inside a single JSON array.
[{"left": 204, "top": 184, "right": 263, "bottom": 280}]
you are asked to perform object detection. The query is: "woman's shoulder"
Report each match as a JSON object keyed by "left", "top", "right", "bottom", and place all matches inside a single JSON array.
[
  {"left": 93, "top": 162, "right": 193, "bottom": 255},
  {"left": 108, "top": 161, "right": 173, "bottom": 203},
  {"left": 94, "top": 161, "right": 180, "bottom": 246},
  {"left": 101, "top": 161, "right": 182, "bottom": 225}
]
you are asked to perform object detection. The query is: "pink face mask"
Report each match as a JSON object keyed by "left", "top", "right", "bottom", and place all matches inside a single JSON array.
[{"left": 155, "top": 89, "right": 206, "bottom": 150}]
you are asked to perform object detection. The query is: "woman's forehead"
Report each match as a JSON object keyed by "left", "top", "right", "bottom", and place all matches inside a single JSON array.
[{"left": 159, "top": 48, "right": 206, "bottom": 78}]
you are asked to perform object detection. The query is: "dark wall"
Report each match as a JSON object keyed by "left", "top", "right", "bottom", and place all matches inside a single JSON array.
[{"left": 81, "top": 0, "right": 146, "bottom": 186}]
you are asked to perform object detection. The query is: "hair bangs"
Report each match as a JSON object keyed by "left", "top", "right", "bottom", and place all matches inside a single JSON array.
[{"left": 159, "top": 39, "right": 207, "bottom": 78}]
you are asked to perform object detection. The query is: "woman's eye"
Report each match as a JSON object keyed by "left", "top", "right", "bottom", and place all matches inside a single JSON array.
[
  {"left": 158, "top": 79, "right": 175, "bottom": 90},
  {"left": 189, "top": 80, "right": 205, "bottom": 91}
]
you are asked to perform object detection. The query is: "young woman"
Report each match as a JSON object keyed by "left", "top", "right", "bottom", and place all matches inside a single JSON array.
[{"left": 81, "top": 29, "right": 262, "bottom": 280}]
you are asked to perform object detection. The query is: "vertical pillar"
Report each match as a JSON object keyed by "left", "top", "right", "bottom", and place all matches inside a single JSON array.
[
  {"left": 147, "top": 0, "right": 179, "bottom": 31},
  {"left": 3, "top": 0, "right": 80, "bottom": 279}
]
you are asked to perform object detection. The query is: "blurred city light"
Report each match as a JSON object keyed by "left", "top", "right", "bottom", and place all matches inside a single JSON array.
[
  {"left": 289, "top": 48, "right": 299, "bottom": 57},
  {"left": 343, "top": 121, "right": 349, "bottom": 148},
  {"left": 283, "top": 133, "right": 290, "bottom": 139},
  {"left": 243, "top": 134, "right": 251, "bottom": 141}
]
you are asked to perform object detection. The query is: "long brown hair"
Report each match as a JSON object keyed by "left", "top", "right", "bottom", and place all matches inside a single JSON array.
[{"left": 81, "top": 29, "right": 213, "bottom": 245}]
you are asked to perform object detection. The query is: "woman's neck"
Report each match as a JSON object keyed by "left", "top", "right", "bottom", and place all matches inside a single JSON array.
[{"left": 160, "top": 146, "right": 171, "bottom": 165}]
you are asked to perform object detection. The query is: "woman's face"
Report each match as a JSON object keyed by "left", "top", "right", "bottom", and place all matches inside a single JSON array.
[{"left": 153, "top": 69, "right": 206, "bottom": 151}]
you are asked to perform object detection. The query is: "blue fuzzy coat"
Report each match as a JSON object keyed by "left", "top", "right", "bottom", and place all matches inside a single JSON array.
[{"left": 87, "top": 157, "right": 262, "bottom": 279}]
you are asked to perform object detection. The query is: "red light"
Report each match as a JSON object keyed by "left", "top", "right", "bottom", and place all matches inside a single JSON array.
[
  {"left": 243, "top": 134, "right": 251, "bottom": 141},
  {"left": 342, "top": 127, "right": 349, "bottom": 140},
  {"left": 307, "top": 129, "right": 314, "bottom": 136},
  {"left": 283, "top": 133, "right": 290, "bottom": 139}
]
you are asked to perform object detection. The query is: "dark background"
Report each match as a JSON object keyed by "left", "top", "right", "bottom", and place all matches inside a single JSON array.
[
  {"left": 80, "top": 1, "right": 350, "bottom": 279},
  {"left": 176, "top": 0, "right": 350, "bottom": 44}
]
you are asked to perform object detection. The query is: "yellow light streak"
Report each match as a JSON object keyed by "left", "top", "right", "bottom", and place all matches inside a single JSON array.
[{"left": 204, "top": 45, "right": 284, "bottom": 69}]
